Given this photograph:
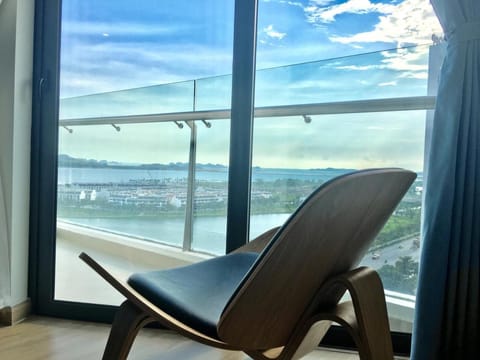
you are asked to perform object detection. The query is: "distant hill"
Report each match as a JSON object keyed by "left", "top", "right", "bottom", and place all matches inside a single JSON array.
[
  {"left": 57, "top": 154, "right": 356, "bottom": 173},
  {"left": 58, "top": 154, "right": 229, "bottom": 171}
]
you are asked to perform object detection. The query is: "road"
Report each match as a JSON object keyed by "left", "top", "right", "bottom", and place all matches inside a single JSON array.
[{"left": 360, "top": 236, "right": 421, "bottom": 270}]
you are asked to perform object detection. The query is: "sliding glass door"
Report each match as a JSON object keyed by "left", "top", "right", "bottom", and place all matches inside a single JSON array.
[
  {"left": 31, "top": 0, "right": 243, "bottom": 316},
  {"left": 56, "top": 0, "right": 237, "bottom": 305}
]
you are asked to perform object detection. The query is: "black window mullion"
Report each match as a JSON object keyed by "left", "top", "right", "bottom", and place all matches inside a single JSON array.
[
  {"left": 226, "top": 0, "right": 258, "bottom": 253},
  {"left": 29, "top": 0, "right": 62, "bottom": 313}
]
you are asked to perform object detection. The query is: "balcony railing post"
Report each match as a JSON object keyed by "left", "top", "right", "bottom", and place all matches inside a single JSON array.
[
  {"left": 182, "top": 80, "right": 198, "bottom": 251},
  {"left": 183, "top": 121, "right": 197, "bottom": 252}
]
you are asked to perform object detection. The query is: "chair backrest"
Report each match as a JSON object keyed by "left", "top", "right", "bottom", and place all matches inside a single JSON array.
[{"left": 217, "top": 168, "right": 416, "bottom": 348}]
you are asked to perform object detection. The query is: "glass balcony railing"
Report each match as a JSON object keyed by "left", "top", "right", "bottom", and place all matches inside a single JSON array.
[
  {"left": 57, "top": 104, "right": 432, "bottom": 253},
  {"left": 59, "top": 44, "right": 434, "bottom": 121},
  {"left": 55, "top": 44, "right": 443, "bottom": 332}
]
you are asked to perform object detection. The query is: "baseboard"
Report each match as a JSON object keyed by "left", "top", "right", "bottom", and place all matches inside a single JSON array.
[{"left": 0, "top": 299, "right": 31, "bottom": 326}]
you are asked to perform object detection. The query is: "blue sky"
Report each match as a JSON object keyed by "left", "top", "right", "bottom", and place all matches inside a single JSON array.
[
  {"left": 59, "top": 0, "right": 442, "bottom": 171},
  {"left": 60, "top": 0, "right": 442, "bottom": 96}
]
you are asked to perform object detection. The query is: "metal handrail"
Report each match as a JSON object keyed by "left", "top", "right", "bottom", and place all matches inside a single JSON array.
[{"left": 58, "top": 95, "right": 436, "bottom": 127}]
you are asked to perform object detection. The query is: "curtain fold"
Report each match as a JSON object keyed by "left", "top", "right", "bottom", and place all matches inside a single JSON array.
[
  {"left": 0, "top": 173, "right": 10, "bottom": 308},
  {"left": 411, "top": 1, "right": 480, "bottom": 358}
]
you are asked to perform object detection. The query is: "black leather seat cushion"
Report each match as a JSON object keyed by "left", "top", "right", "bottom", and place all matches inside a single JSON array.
[{"left": 127, "top": 252, "right": 259, "bottom": 338}]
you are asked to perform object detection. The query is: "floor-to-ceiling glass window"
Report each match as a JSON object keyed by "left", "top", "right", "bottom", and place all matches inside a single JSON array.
[{"left": 52, "top": 0, "right": 235, "bottom": 305}]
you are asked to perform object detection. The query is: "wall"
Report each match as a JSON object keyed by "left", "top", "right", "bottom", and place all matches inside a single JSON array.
[{"left": 0, "top": 0, "right": 34, "bottom": 309}]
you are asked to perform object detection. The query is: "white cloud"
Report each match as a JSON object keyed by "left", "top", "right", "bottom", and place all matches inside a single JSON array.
[
  {"left": 263, "top": 25, "right": 287, "bottom": 40},
  {"left": 306, "top": 0, "right": 395, "bottom": 23},
  {"left": 278, "top": 0, "right": 306, "bottom": 8},
  {"left": 332, "top": 45, "right": 430, "bottom": 80},
  {"left": 399, "top": 71, "right": 428, "bottom": 80},
  {"left": 62, "top": 20, "right": 183, "bottom": 37},
  {"left": 309, "top": 0, "right": 336, "bottom": 6},
  {"left": 326, "top": 0, "right": 443, "bottom": 47},
  {"left": 378, "top": 81, "right": 397, "bottom": 86},
  {"left": 335, "top": 64, "right": 380, "bottom": 71},
  {"left": 380, "top": 46, "right": 429, "bottom": 73},
  {"left": 304, "top": 1, "right": 442, "bottom": 82},
  {"left": 262, "top": 0, "right": 323, "bottom": 7},
  {"left": 60, "top": 41, "right": 233, "bottom": 97}
]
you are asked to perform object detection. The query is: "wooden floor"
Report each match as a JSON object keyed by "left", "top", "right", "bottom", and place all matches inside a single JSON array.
[
  {"left": 1, "top": 316, "right": 410, "bottom": 359},
  {"left": 0, "top": 317, "right": 371, "bottom": 360}
]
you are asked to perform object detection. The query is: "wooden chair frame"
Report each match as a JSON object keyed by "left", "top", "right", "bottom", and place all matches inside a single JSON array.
[{"left": 80, "top": 240, "right": 393, "bottom": 360}]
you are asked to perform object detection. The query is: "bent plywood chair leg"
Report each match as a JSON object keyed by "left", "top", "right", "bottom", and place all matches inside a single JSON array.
[
  {"left": 276, "top": 267, "right": 394, "bottom": 360},
  {"left": 246, "top": 267, "right": 394, "bottom": 360},
  {"left": 334, "top": 267, "right": 394, "bottom": 360},
  {"left": 103, "top": 300, "right": 154, "bottom": 360}
]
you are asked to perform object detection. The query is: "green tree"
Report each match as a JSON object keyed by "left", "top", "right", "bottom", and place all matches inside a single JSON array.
[
  {"left": 395, "top": 256, "right": 418, "bottom": 278},
  {"left": 378, "top": 256, "right": 419, "bottom": 295}
]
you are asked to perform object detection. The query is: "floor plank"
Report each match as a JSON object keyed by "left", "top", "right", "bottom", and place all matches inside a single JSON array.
[{"left": 0, "top": 316, "right": 396, "bottom": 359}]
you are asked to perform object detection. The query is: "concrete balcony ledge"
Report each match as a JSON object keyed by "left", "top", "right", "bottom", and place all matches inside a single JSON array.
[
  {"left": 384, "top": 290, "right": 415, "bottom": 333},
  {"left": 55, "top": 221, "right": 211, "bottom": 305},
  {"left": 57, "top": 221, "right": 211, "bottom": 268}
]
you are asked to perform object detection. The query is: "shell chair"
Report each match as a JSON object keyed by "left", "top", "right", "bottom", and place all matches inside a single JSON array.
[{"left": 80, "top": 168, "right": 416, "bottom": 360}]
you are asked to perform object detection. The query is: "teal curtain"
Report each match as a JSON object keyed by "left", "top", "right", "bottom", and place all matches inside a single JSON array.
[{"left": 411, "top": 1, "right": 480, "bottom": 358}]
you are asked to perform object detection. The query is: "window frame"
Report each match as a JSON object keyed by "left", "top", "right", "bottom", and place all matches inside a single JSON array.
[{"left": 29, "top": 0, "right": 413, "bottom": 354}]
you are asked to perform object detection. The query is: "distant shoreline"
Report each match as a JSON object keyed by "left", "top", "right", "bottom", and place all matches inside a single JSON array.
[{"left": 58, "top": 154, "right": 357, "bottom": 173}]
